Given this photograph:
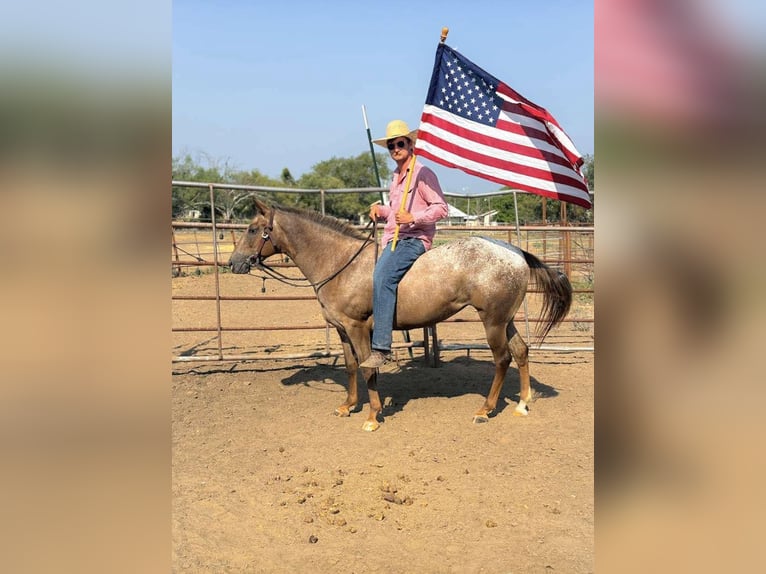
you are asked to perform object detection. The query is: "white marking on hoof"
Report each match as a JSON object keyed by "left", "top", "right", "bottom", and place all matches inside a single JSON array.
[
  {"left": 362, "top": 420, "right": 380, "bottom": 432},
  {"left": 513, "top": 402, "right": 529, "bottom": 416}
]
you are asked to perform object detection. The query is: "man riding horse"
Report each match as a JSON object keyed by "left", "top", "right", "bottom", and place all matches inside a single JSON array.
[{"left": 361, "top": 119, "right": 448, "bottom": 369}]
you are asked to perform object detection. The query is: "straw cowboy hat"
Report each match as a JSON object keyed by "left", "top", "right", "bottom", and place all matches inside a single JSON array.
[{"left": 372, "top": 119, "right": 418, "bottom": 147}]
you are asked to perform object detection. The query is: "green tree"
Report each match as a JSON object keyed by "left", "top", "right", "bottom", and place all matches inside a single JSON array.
[
  {"left": 172, "top": 154, "right": 288, "bottom": 221},
  {"left": 305, "top": 152, "right": 390, "bottom": 189},
  {"left": 491, "top": 192, "right": 542, "bottom": 224},
  {"left": 281, "top": 167, "right": 295, "bottom": 185},
  {"left": 229, "top": 169, "right": 285, "bottom": 219},
  {"left": 172, "top": 153, "right": 226, "bottom": 219},
  {"left": 489, "top": 190, "right": 593, "bottom": 225},
  {"left": 294, "top": 172, "right": 344, "bottom": 212},
  {"left": 493, "top": 155, "right": 594, "bottom": 224},
  {"left": 582, "top": 154, "right": 594, "bottom": 191},
  {"left": 296, "top": 153, "right": 391, "bottom": 220},
  {"left": 579, "top": 154, "right": 595, "bottom": 223}
]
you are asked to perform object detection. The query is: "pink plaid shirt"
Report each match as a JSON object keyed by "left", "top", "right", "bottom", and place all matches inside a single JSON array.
[{"left": 377, "top": 160, "right": 448, "bottom": 250}]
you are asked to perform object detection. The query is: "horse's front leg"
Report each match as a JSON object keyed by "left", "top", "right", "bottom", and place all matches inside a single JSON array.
[
  {"left": 334, "top": 328, "right": 359, "bottom": 417},
  {"left": 340, "top": 323, "right": 382, "bottom": 432},
  {"left": 361, "top": 368, "right": 382, "bottom": 432}
]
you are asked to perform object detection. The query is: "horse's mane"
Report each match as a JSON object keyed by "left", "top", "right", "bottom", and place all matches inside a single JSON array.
[{"left": 276, "top": 203, "right": 370, "bottom": 241}]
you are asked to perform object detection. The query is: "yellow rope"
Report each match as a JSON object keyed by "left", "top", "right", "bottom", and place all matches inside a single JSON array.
[{"left": 390, "top": 154, "right": 416, "bottom": 252}]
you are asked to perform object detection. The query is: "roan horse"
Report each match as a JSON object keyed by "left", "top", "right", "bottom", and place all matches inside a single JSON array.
[{"left": 229, "top": 198, "right": 572, "bottom": 431}]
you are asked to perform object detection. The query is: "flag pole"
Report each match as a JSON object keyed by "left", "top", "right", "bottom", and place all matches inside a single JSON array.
[
  {"left": 391, "top": 27, "right": 449, "bottom": 253},
  {"left": 361, "top": 105, "right": 384, "bottom": 203}
]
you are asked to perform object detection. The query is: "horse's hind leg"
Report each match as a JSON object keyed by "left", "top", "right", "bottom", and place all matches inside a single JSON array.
[
  {"left": 507, "top": 323, "right": 531, "bottom": 416},
  {"left": 473, "top": 322, "right": 512, "bottom": 424}
]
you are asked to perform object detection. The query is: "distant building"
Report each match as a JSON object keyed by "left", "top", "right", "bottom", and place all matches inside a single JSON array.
[
  {"left": 443, "top": 204, "right": 498, "bottom": 226},
  {"left": 475, "top": 210, "right": 498, "bottom": 226},
  {"left": 445, "top": 203, "right": 468, "bottom": 225}
]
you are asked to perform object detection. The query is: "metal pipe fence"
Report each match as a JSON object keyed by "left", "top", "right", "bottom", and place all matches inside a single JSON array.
[{"left": 172, "top": 181, "right": 594, "bottom": 364}]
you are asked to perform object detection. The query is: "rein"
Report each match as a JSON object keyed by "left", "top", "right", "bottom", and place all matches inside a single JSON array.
[{"left": 250, "top": 218, "right": 376, "bottom": 292}]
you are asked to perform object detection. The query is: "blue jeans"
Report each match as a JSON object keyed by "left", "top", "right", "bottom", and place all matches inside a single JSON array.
[{"left": 371, "top": 238, "right": 425, "bottom": 352}]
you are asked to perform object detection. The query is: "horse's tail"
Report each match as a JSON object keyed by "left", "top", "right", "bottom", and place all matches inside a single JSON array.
[{"left": 523, "top": 250, "right": 573, "bottom": 344}]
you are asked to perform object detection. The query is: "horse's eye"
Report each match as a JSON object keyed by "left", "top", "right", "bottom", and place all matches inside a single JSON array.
[{"left": 248, "top": 227, "right": 257, "bottom": 234}]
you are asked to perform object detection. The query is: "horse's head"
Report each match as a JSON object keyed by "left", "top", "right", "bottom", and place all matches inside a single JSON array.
[{"left": 229, "top": 198, "right": 282, "bottom": 274}]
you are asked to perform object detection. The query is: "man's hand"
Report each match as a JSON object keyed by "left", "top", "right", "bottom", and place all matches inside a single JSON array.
[
  {"left": 369, "top": 204, "right": 381, "bottom": 221},
  {"left": 395, "top": 210, "right": 415, "bottom": 225}
]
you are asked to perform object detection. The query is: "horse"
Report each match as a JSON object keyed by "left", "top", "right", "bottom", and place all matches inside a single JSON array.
[{"left": 229, "top": 198, "right": 572, "bottom": 432}]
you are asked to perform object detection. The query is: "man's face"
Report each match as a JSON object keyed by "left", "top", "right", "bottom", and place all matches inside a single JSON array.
[{"left": 386, "top": 137, "right": 411, "bottom": 161}]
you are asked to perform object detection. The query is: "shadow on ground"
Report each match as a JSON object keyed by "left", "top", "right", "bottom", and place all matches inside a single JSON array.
[{"left": 279, "top": 355, "right": 559, "bottom": 419}]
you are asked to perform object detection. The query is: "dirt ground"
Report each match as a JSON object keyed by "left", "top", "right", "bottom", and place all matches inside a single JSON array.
[{"left": 172, "top": 272, "right": 594, "bottom": 573}]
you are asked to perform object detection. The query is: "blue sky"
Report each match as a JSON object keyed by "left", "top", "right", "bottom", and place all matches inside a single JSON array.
[{"left": 173, "top": 0, "right": 593, "bottom": 194}]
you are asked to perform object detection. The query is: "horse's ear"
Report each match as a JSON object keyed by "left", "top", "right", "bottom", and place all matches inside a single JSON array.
[{"left": 253, "top": 196, "right": 271, "bottom": 216}]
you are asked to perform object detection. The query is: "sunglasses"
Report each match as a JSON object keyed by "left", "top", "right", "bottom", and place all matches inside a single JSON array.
[{"left": 387, "top": 140, "right": 408, "bottom": 151}]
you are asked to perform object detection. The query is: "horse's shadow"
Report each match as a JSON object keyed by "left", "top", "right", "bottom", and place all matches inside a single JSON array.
[{"left": 280, "top": 355, "right": 559, "bottom": 419}]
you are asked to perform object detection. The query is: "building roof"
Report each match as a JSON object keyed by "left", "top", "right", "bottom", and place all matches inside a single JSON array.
[{"left": 447, "top": 203, "right": 468, "bottom": 218}]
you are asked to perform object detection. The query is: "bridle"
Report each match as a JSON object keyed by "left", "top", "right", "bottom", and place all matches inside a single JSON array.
[{"left": 247, "top": 209, "right": 277, "bottom": 268}]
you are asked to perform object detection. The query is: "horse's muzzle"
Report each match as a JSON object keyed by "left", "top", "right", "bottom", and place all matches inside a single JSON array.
[{"left": 229, "top": 252, "right": 256, "bottom": 274}]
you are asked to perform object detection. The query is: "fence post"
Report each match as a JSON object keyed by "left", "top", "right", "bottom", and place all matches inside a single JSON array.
[{"left": 209, "top": 184, "right": 224, "bottom": 360}]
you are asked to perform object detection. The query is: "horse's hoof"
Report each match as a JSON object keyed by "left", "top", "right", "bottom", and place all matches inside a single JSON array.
[
  {"left": 362, "top": 420, "right": 380, "bottom": 432},
  {"left": 513, "top": 406, "right": 529, "bottom": 417},
  {"left": 472, "top": 414, "right": 489, "bottom": 424},
  {"left": 334, "top": 407, "right": 351, "bottom": 417}
]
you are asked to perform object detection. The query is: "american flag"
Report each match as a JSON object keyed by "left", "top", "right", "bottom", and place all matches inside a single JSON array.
[{"left": 414, "top": 43, "right": 592, "bottom": 209}]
